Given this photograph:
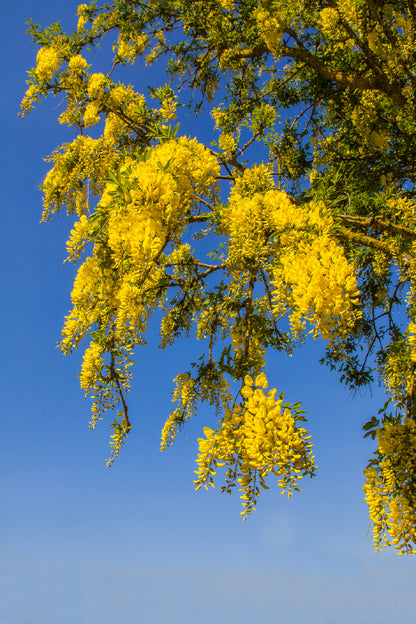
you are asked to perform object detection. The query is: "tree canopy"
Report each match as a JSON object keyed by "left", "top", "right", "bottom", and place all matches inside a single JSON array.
[{"left": 21, "top": 0, "right": 416, "bottom": 554}]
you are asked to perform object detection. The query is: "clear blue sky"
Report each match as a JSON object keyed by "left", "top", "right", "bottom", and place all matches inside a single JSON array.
[{"left": 1, "top": 2, "right": 416, "bottom": 623}]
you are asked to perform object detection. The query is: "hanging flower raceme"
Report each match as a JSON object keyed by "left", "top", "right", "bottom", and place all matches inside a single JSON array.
[
  {"left": 194, "top": 372, "right": 316, "bottom": 518},
  {"left": 363, "top": 417, "right": 416, "bottom": 554},
  {"left": 273, "top": 232, "right": 360, "bottom": 340}
]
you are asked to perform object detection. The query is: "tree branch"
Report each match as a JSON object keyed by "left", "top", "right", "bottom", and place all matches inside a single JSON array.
[
  {"left": 338, "top": 215, "right": 416, "bottom": 241},
  {"left": 336, "top": 227, "right": 395, "bottom": 254}
]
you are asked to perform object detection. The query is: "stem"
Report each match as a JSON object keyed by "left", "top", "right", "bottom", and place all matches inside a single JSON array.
[{"left": 110, "top": 352, "right": 130, "bottom": 429}]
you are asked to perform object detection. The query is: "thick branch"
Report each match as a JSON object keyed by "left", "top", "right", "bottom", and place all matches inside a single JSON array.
[
  {"left": 338, "top": 215, "right": 416, "bottom": 241},
  {"left": 336, "top": 227, "right": 394, "bottom": 254}
]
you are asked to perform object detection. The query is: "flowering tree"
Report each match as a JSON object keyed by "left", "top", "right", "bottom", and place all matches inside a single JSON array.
[{"left": 21, "top": 0, "right": 416, "bottom": 553}]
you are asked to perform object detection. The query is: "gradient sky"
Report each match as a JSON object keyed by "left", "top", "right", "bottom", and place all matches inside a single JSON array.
[{"left": 2, "top": 2, "right": 416, "bottom": 623}]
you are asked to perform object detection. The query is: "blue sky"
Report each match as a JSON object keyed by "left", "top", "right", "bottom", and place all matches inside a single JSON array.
[{"left": 1, "top": 1, "right": 416, "bottom": 623}]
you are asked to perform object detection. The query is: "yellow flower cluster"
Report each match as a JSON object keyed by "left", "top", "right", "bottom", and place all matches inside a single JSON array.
[
  {"left": 61, "top": 256, "right": 108, "bottom": 354},
  {"left": 35, "top": 46, "right": 62, "bottom": 81},
  {"left": 318, "top": 2, "right": 363, "bottom": 42},
  {"left": 408, "top": 322, "right": 416, "bottom": 363},
  {"left": 273, "top": 234, "right": 360, "bottom": 339},
  {"left": 382, "top": 335, "right": 413, "bottom": 402},
  {"left": 68, "top": 54, "right": 89, "bottom": 72},
  {"left": 20, "top": 84, "right": 40, "bottom": 117},
  {"left": 116, "top": 34, "right": 151, "bottom": 64},
  {"left": 161, "top": 374, "right": 198, "bottom": 451},
  {"left": 21, "top": 44, "right": 64, "bottom": 115},
  {"left": 256, "top": 8, "right": 284, "bottom": 58},
  {"left": 389, "top": 196, "right": 416, "bottom": 229},
  {"left": 87, "top": 73, "right": 106, "bottom": 99},
  {"left": 318, "top": 8, "right": 339, "bottom": 34},
  {"left": 57, "top": 54, "right": 89, "bottom": 97},
  {"left": 363, "top": 418, "right": 416, "bottom": 553},
  {"left": 220, "top": 165, "right": 281, "bottom": 263},
  {"left": 108, "top": 427, "right": 126, "bottom": 463},
  {"left": 103, "top": 113, "right": 124, "bottom": 144},
  {"left": 79, "top": 341, "right": 104, "bottom": 394},
  {"left": 194, "top": 373, "right": 316, "bottom": 518},
  {"left": 233, "top": 163, "right": 275, "bottom": 196},
  {"left": 117, "top": 37, "right": 138, "bottom": 63},
  {"left": 83, "top": 101, "right": 101, "bottom": 127},
  {"left": 221, "top": 167, "right": 359, "bottom": 340},
  {"left": 218, "top": 133, "right": 237, "bottom": 156},
  {"left": 66, "top": 214, "right": 91, "bottom": 262},
  {"left": 159, "top": 97, "right": 177, "bottom": 121},
  {"left": 77, "top": 4, "right": 89, "bottom": 31},
  {"left": 100, "top": 86, "right": 147, "bottom": 142},
  {"left": 337, "top": 0, "right": 362, "bottom": 30},
  {"left": 105, "top": 137, "right": 219, "bottom": 269},
  {"left": 211, "top": 106, "right": 227, "bottom": 129},
  {"left": 107, "top": 414, "right": 133, "bottom": 466},
  {"left": 42, "top": 135, "right": 121, "bottom": 219}
]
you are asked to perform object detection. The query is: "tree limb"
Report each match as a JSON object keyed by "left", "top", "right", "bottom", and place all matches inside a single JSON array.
[{"left": 336, "top": 227, "right": 395, "bottom": 254}]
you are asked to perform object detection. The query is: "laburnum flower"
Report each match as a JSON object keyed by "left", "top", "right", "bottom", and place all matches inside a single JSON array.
[
  {"left": 363, "top": 418, "right": 416, "bottom": 554},
  {"left": 194, "top": 373, "right": 316, "bottom": 518},
  {"left": 83, "top": 101, "right": 101, "bottom": 127},
  {"left": 68, "top": 54, "right": 88, "bottom": 72},
  {"left": 35, "top": 46, "right": 61, "bottom": 81}
]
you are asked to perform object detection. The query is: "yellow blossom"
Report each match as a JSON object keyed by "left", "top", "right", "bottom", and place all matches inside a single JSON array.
[
  {"left": 83, "top": 101, "right": 101, "bottom": 127},
  {"left": 68, "top": 54, "right": 89, "bottom": 72},
  {"left": 35, "top": 46, "right": 61, "bottom": 81}
]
